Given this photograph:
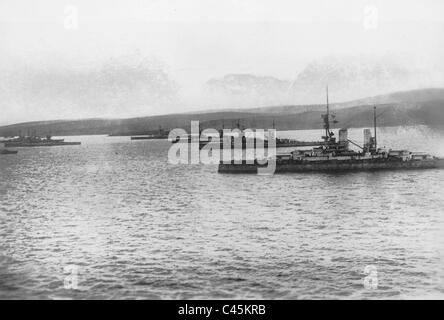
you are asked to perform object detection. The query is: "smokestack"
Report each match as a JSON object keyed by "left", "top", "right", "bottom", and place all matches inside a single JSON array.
[
  {"left": 363, "top": 129, "right": 372, "bottom": 150},
  {"left": 339, "top": 128, "right": 348, "bottom": 142}
]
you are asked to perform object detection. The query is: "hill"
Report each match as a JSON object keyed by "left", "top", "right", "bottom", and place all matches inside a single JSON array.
[{"left": 0, "top": 88, "right": 443, "bottom": 137}]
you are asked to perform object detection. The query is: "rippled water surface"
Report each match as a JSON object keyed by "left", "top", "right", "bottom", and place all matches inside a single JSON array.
[{"left": 1, "top": 126, "right": 444, "bottom": 299}]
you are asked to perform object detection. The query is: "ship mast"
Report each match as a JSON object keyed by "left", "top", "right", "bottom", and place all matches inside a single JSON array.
[
  {"left": 327, "top": 86, "right": 330, "bottom": 136},
  {"left": 220, "top": 120, "right": 225, "bottom": 138},
  {"left": 373, "top": 105, "right": 377, "bottom": 150},
  {"left": 322, "top": 86, "right": 332, "bottom": 143}
]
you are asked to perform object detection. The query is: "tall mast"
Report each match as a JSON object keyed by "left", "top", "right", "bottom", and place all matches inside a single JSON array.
[
  {"left": 373, "top": 105, "right": 377, "bottom": 150},
  {"left": 220, "top": 120, "right": 225, "bottom": 138},
  {"left": 326, "top": 86, "right": 329, "bottom": 118},
  {"left": 324, "top": 86, "right": 330, "bottom": 140}
]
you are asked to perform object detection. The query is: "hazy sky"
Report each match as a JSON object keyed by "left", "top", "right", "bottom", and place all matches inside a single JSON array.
[{"left": 1, "top": 0, "right": 444, "bottom": 124}]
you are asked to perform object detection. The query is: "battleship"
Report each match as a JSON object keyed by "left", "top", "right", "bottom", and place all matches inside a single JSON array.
[
  {"left": 218, "top": 89, "right": 444, "bottom": 174},
  {"left": 199, "top": 134, "right": 322, "bottom": 149},
  {"left": 185, "top": 119, "right": 326, "bottom": 149},
  {"left": 131, "top": 135, "right": 168, "bottom": 140},
  {"left": 130, "top": 126, "right": 169, "bottom": 140},
  {"left": 0, "top": 148, "right": 18, "bottom": 155},
  {"left": 201, "top": 133, "right": 327, "bottom": 149},
  {"left": 3, "top": 135, "right": 81, "bottom": 148}
]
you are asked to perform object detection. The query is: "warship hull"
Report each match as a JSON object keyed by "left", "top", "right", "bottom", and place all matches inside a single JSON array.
[
  {"left": 4, "top": 141, "right": 81, "bottom": 147},
  {"left": 0, "top": 149, "right": 18, "bottom": 155},
  {"left": 131, "top": 136, "right": 168, "bottom": 140},
  {"left": 218, "top": 158, "right": 444, "bottom": 174},
  {"left": 199, "top": 139, "right": 326, "bottom": 150}
]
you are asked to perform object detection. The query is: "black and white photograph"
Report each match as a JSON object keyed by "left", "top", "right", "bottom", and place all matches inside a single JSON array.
[{"left": 1, "top": 0, "right": 444, "bottom": 305}]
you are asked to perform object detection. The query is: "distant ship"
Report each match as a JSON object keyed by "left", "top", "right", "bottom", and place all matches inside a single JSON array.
[
  {"left": 218, "top": 89, "right": 444, "bottom": 174},
  {"left": 3, "top": 135, "right": 81, "bottom": 148},
  {"left": 198, "top": 119, "right": 325, "bottom": 149},
  {"left": 0, "top": 141, "right": 18, "bottom": 154},
  {"left": 130, "top": 134, "right": 169, "bottom": 140},
  {"left": 199, "top": 134, "right": 324, "bottom": 149},
  {"left": 0, "top": 149, "right": 18, "bottom": 155},
  {"left": 130, "top": 126, "right": 169, "bottom": 140}
]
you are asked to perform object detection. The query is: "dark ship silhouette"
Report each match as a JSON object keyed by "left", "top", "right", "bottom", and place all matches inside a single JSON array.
[{"left": 3, "top": 134, "right": 80, "bottom": 147}]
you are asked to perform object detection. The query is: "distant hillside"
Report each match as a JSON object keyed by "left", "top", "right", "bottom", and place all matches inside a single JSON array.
[
  {"left": 0, "top": 112, "right": 262, "bottom": 137},
  {"left": 0, "top": 88, "right": 443, "bottom": 137}
]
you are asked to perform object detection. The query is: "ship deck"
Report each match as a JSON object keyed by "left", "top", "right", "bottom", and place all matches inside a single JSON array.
[{"left": 218, "top": 158, "right": 444, "bottom": 173}]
